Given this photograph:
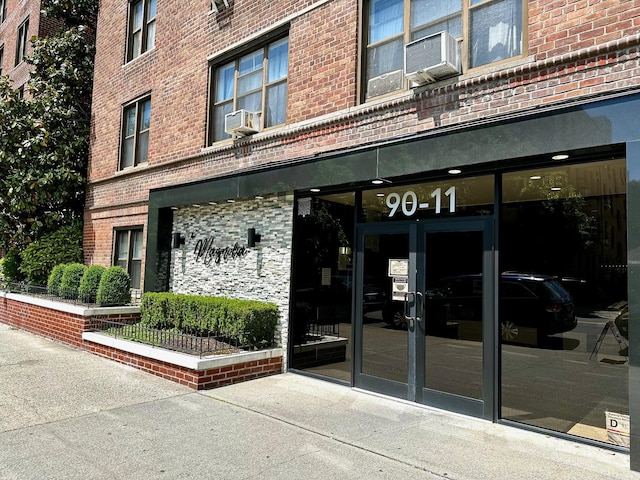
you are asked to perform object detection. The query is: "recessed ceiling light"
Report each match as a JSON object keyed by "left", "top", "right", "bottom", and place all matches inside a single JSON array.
[
  {"left": 448, "top": 169, "right": 462, "bottom": 175},
  {"left": 227, "top": 199, "right": 235, "bottom": 203},
  {"left": 170, "top": 206, "right": 178, "bottom": 210},
  {"left": 255, "top": 195, "right": 264, "bottom": 200},
  {"left": 209, "top": 201, "right": 218, "bottom": 205},
  {"left": 552, "top": 154, "right": 569, "bottom": 161},
  {"left": 376, "top": 193, "right": 385, "bottom": 197},
  {"left": 192, "top": 204, "right": 201, "bottom": 207},
  {"left": 372, "top": 179, "right": 384, "bottom": 185},
  {"left": 551, "top": 187, "right": 561, "bottom": 191},
  {"left": 310, "top": 188, "right": 320, "bottom": 193},
  {"left": 530, "top": 175, "right": 542, "bottom": 180}
]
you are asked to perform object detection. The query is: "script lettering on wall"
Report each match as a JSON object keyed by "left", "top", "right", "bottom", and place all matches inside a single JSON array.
[{"left": 193, "top": 237, "right": 248, "bottom": 266}]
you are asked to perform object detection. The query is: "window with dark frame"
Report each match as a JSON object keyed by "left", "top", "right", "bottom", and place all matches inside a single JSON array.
[
  {"left": 127, "top": 0, "right": 156, "bottom": 62},
  {"left": 114, "top": 228, "right": 143, "bottom": 290},
  {"left": 209, "top": 36, "right": 289, "bottom": 143},
  {"left": 15, "top": 18, "right": 29, "bottom": 66},
  {"left": 120, "top": 96, "right": 151, "bottom": 169},
  {"left": 0, "top": 0, "right": 6, "bottom": 24},
  {"left": 0, "top": 45, "right": 4, "bottom": 75},
  {"left": 363, "top": 0, "right": 524, "bottom": 100}
]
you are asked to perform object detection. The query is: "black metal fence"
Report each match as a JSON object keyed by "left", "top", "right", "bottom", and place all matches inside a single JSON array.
[
  {"left": 1, "top": 281, "right": 139, "bottom": 306},
  {"left": 306, "top": 322, "right": 340, "bottom": 338},
  {"left": 89, "top": 317, "right": 265, "bottom": 357}
]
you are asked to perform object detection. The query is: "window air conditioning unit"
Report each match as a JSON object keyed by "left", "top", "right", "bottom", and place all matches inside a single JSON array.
[
  {"left": 211, "top": 0, "right": 230, "bottom": 13},
  {"left": 366, "top": 69, "right": 404, "bottom": 99},
  {"left": 404, "top": 31, "right": 460, "bottom": 85},
  {"left": 224, "top": 109, "right": 261, "bottom": 136}
]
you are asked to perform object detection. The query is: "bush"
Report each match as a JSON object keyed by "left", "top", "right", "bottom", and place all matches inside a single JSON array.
[
  {"left": 1, "top": 248, "right": 24, "bottom": 283},
  {"left": 47, "top": 264, "right": 67, "bottom": 296},
  {"left": 59, "top": 263, "right": 86, "bottom": 299},
  {"left": 19, "top": 224, "right": 83, "bottom": 285},
  {"left": 96, "top": 266, "right": 131, "bottom": 306},
  {"left": 140, "top": 292, "right": 278, "bottom": 348},
  {"left": 78, "top": 265, "right": 106, "bottom": 303}
]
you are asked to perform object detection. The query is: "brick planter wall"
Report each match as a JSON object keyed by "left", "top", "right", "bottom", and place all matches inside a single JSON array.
[{"left": 0, "top": 293, "right": 283, "bottom": 389}]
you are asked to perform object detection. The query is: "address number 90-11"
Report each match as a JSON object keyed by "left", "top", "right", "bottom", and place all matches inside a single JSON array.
[{"left": 385, "top": 187, "right": 456, "bottom": 217}]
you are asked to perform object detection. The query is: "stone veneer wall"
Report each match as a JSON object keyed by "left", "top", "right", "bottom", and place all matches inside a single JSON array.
[{"left": 170, "top": 194, "right": 294, "bottom": 366}]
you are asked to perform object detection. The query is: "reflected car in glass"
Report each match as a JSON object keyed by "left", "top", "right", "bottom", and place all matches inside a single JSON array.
[{"left": 383, "top": 273, "right": 577, "bottom": 344}]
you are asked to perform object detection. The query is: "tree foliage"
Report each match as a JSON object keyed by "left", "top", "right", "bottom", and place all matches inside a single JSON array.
[
  {"left": 20, "top": 222, "right": 83, "bottom": 284},
  {"left": 0, "top": 0, "right": 96, "bottom": 251}
]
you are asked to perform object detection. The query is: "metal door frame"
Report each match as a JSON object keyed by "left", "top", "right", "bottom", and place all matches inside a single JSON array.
[{"left": 353, "top": 217, "right": 495, "bottom": 420}]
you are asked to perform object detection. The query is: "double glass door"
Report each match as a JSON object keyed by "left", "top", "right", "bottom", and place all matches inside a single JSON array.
[{"left": 354, "top": 217, "right": 495, "bottom": 419}]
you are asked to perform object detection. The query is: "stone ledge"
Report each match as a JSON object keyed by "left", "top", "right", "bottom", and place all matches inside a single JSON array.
[
  {"left": 83, "top": 331, "right": 283, "bottom": 372},
  {"left": 1, "top": 292, "right": 140, "bottom": 317}
]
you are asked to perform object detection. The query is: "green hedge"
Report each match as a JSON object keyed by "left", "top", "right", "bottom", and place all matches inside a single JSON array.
[
  {"left": 60, "top": 263, "right": 86, "bottom": 299},
  {"left": 140, "top": 292, "right": 278, "bottom": 348},
  {"left": 47, "top": 264, "right": 67, "bottom": 296},
  {"left": 96, "top": 266, "right": 131, "bottom": 306},
  {"left": 78, "top": 265, "right": 106, "bottom": 303}
]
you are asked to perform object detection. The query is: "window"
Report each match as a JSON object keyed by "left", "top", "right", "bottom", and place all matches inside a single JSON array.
[
  {"left": 15, "top": 18, "right": 29, "bottom": 66},
  {"left": 127, "top": 0, "right": 156, "bottom": 61},
  {"left": 209, "top": 36, "right": 289, "bottom": 143},
  {"left": 0, "top": 45, "right": 4, "bottom": 76},
  {"left": 0, "top": 0, "right": 6, "bottom": 24},
  {"left": 120, "top": 96, "right": 151, "bottom": 169},
  {"left": 363, "top": 0, "right": 523, "bottom": 99},
  {"left": 114, "top": 228, "right": 143, "bottom": 289}
]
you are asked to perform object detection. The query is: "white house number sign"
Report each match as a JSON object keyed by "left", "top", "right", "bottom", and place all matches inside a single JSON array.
[{"left": 385, "top": 186, "right": 456, "bottom": 217}]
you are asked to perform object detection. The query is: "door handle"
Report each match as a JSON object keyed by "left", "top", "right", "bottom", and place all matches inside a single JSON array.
[
  {"left": 404, "top": 291, "right": 418, "bottom": 328},
  {"left": 415, "top": 291, "right": 423, "bottom": 323}
]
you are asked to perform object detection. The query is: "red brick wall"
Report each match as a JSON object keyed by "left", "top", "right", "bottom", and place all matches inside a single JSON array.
[
  {"left": 84, "top": 344, "right": 283, "bottom": 390},
  {"left": 85, "top": 0, "right": 640, "bottom": 273},
  {"left": 0, "top": 296, "right": 282, "bottom": 389},
  {"left": 0, "top": 0, "right": 43, "bottom": 87}
]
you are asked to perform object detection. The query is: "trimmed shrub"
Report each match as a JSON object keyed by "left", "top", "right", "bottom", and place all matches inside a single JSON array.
[
  {"left": 59, "top": 263, "right": 86, "bottom": 299},
  {"left": 96, "top": 266, "right": 131, "bottom": 306},
  {"left": 47, "top": 264, "right": 67, "bottom": 296},
  {"left": 19, "top": 224, "right": 83, "bottom": 285},
  {"left": 1, "top": 248, "right": 23, "bottom": 283},
  {"left": 78, "top": 265, "right": 106, "bottom": 303},
  {"left": 140, "top": 292, "right": 278, "bottom": 348}
]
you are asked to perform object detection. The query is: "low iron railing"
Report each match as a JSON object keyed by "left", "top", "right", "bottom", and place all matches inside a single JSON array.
[
  {"left": 1, "top": 281, "right": 140, "bottom": 306},
  {"left": 89, "top": 317, "right": 274, "bottom": 357}
]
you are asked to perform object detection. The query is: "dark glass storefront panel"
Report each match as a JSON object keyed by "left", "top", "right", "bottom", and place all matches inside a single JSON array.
[
  {"left": 361, "top": 175, "right": 494, "bottom": 223},
  {"left": 361, "top": 232, "right": 409, "bottom": 383},
  {"left": 289, "top": 193, "right": 355, "bottom": 381},
  {"left": 501, "top": 158, "right": 628, "bottom": 447},
  {"left": 424, "top": 231, "right": 484, "bottom": 400}
]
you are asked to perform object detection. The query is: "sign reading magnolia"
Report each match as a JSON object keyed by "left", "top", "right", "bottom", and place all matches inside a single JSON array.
[{"left": 194, "top": 237, "right": 248, "bottom": 265}]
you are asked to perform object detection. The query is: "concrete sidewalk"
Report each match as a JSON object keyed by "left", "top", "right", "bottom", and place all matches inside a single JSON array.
[{"left": 0, "top": 322, "right": 638, "bottom": 479}]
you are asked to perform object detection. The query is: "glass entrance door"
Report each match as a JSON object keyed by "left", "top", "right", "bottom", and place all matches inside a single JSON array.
[{"left": 355, "top": 218, "right": 494, "bottom": 419}]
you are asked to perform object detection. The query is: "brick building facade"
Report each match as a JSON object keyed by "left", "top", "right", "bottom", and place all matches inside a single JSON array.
[
  {"left": 87, "top": 0, "right": 640, "bottom": 470},
  {"left": 0, "top": 0, "right": 58, "bottom": 90}
]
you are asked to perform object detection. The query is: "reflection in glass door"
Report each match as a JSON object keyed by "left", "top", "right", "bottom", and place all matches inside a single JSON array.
[
  {"left": 359, "top": 229, "right": 411, "bottom": 397},
  {"left": 355, "top": 219, "right": 494, "bottom": 418},
  {"left": 422, "top": 229, "right": 485, "bottom": 404}
]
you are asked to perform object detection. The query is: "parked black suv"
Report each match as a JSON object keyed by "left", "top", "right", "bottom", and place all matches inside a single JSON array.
[{"left": 383, "top": 273, "right": 577, "bottom": 344}]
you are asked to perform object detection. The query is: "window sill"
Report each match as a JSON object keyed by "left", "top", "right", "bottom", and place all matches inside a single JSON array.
[
  {"left": 459, "top": 55, "right": 536, "bottom": 81},
  {"left": 122, "top": 47, "right": 157, "bottom": 68},
  {"left": 116, "top": 162, "right": 149, "bottom": 175}
]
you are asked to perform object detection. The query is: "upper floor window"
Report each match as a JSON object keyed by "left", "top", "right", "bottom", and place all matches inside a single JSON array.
[
  {"left": 127, "top": 0, "right": 156, "bottom": 61},
  {"left": 0, "top": 45, "right": 4, "bottom": 75},
  {"left": 120, "top": 96, "right": 151, "bottom": 169},
  {"left": 114, "top": 228, "right": 143, "bottom": 289},
  {"left": 15, "top": 18, "right": 29, "bottom": 66},
  {"left": 364, "top": 0, "right": 523, "bottom": 100},
  {"left": 0, "top": 0, "right": 7, "bottom": 24},
  {"left": 209, "top": 36, "right": 289, "bottom": 143}
]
